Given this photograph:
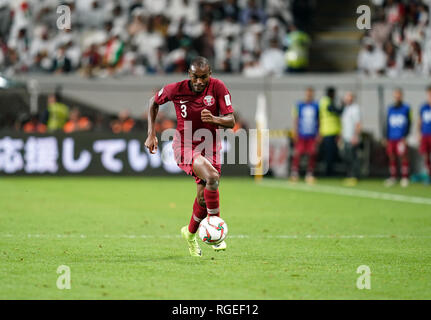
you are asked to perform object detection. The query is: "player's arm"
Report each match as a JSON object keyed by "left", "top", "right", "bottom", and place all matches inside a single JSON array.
[
  {"left": 145, "top": 96, "right": 159, "bottom": 154},
  {"left": 209, "top": 80, "right": 235, "bottom": 128},
  {"left": 201, "top": 110, "right": 235, "bottom": 128},
  {"left": 145, "top": 85, "right": 174, "bottom": 153}
]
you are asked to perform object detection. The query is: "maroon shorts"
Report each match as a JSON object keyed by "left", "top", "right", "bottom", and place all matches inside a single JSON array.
[
  {"left": 173, "top": 143, "right": 221, "bottom": 184},
  {"left": 387, "top": 139, "right": 407, "bottom": 157},
  {"left": 420, "top": 135, "right": 431, "bottom": 154},
  {"left": 294, "top": 137, "right": 317, "bottom": 155}
]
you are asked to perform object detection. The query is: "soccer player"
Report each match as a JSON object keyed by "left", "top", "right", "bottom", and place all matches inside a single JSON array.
[
  {"left": 144, "top": 57, "right": 235, "bottom": 257},
  {"left": 290, "top": 87, "right": 319, "bottom": 184},
  {"left": 418, "top": 85, "right": 431, "bottom": 184},
  {"left": 383, "top": 88, "right": 412, "bottom": 187}
]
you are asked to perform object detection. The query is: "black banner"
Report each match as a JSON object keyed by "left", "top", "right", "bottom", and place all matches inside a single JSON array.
[{"left": 0, "top": 132, "right": 250, "bottom": 176}]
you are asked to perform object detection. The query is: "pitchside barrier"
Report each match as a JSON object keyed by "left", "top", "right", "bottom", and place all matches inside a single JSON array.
[
  {"left": 0, "top": 132, "right": 251, "bottom": 176},
  {"left": 0, "top": 130, "right": 424, "bottom": 177}
]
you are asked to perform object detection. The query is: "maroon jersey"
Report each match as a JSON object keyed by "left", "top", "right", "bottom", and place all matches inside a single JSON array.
[{"left": 154, "top": 77, "right": 234, "bottom": 152}]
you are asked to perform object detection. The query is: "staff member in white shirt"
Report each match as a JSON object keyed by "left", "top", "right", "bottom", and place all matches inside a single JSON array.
[{"left": 341, "top": 92, "right": 362, "bottom": 186}]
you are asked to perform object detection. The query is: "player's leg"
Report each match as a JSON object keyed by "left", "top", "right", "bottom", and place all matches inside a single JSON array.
[
  {"left": 385, "top": 141, "right": 397, "bottom": 186},
  {"left": 290, "top": 140, "right": 302, "bottom": 182},
  {"left": 188, "top": 183, "right": 207, "bottom": 233},
  {"left": 181, "top": 183, "right": 206, "bottom": 257},
  {"left": 399, "top": 141, "right": 409, "bottom": 187},
  {"left": 193, "top": 155, "right": 226, "bottom": 251},
  {"left": 305, "top": 138, "right": 317, "bottom": 184},
  {"left": 420, "top": 136, "right": 431, "bottom": 183},
  {"left": 193, "top": 155, "right": 221, "bottom": 216}
]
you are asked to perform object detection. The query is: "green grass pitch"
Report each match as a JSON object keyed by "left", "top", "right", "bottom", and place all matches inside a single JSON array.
[{"left": 1, "top": 176, "right": 431, "bottom": 299}]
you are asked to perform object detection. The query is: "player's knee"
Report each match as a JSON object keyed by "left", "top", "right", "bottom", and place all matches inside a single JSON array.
[{"left": 206, "top": 171, "right": 220, "bottom": 188}]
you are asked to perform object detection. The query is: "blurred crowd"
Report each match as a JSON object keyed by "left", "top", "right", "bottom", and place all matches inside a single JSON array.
[
  {"left": 358, "top": 0, "right": 431, "bottom": 76},
  {"left": 0, "top": 0, "right": 312, "bottom": 78},
  {"left": 7, "top": 91, "right": 248, "bottom": 135},
  {"left": 10, "top": 92, "right": 170, "bottom": 134}
]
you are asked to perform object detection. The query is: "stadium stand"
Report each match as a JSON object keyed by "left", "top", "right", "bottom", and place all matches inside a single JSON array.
[{"left": 0, "top": 0, "right": 313, "bottom": 77}]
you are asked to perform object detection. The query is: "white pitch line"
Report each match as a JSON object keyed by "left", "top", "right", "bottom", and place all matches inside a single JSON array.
[
  {"left": 260, "top": 181, "right": 431, "bottom": 206},
  {"left": 1, "top": 234, "right": 431, "bottom": 239}
]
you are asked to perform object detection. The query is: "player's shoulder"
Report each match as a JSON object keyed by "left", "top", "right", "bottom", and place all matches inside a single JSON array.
[
  {"left": 210, "top": 77, "right": 228, "bottom": 89},
  {"left": 420, "top": 103, "right": 430, "bottom": 111},
  {"left": 161, "top": 80, "right": 188, "bottom": 95}
]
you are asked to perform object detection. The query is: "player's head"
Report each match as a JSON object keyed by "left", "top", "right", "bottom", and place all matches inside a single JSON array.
[
  {"left": 48, "top": 93, "right": 57, "bottom": 104},
  {"left": 426, "top": 85, "right": 431, "bottom": 103},
  {"left": 188, "top": 56, "right": 212, "bottom": 94},
  {"left": 326, "top": 86, "right": 336, "bottom": 100},
  {"left": 305, "top": 87, "right": 314, "bottom": 101},
  {"left": 344, "top": 91, "right": 355, "bottom": 105},
  {"left": 393, "top": 87, "right": 403, "bottom": 104}
]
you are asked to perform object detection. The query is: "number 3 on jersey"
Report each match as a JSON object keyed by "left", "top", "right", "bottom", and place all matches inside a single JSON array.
[{"left": 181, "top": 104, "right": 187, "bottom": 118}]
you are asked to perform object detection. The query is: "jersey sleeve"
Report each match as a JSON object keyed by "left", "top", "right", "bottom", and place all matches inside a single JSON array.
[
  {"left": 154, "top": 83, "right": 176, "bottom": 105},
  {"left": 214, "top": 79, "right": 234, "bottom": 115}
]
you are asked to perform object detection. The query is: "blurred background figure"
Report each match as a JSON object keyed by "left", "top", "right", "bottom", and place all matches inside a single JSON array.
[
  {"left": 383, "top": 88, "right": 411, "bottom": 187},
  {"left": 284, "top": 23, "right": 310, "bottom": 72},
  {"left": 290, "top": 87, "right": 319, "bottom": 184},
  {"left": 43, "top": 93, "right": 69, "bottom": 132},
  {"left": 63, "top": 107, "right": 92, "bottom": 133},
  {"left": 357, "top": 37, "right": 386, "bottom": 76},
  {"left": 418, "top": 86, "right": 431, "bottom": 184},
  {"left": 341, "top": 92, "right": 361, "bottom": 186},
  {"left": 22, "top": 113, "right": 47, "bottom": 133},
  {"left": 319, "top": 87, "right": 342, "bottom": 177},
  {"left": 111, "top": 110, "right": 136, "bottom": 134}
]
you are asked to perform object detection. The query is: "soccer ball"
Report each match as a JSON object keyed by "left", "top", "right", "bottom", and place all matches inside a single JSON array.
[{"left": 198, "top": 216, "right": 228, "bottom": 245}]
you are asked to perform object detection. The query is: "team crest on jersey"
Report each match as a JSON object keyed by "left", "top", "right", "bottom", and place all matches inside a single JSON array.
[{"left": 203, "top": 95, "right": 215, "bottom": 107}]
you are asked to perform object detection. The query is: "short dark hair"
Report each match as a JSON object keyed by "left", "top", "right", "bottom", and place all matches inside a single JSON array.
[
  {"left": 326, "top": 86, "right": 336, "bottom": 97},
  {"left": 189, "top": 56, "right": 211, "bottom": 71}
]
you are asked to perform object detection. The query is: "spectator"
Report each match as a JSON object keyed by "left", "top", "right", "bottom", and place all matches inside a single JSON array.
[
  {"left": 111, "top": 110, "right": 135, "bottom": 134},
  {"left": 242, "top": 53, "right": 265, "bottom": 77},
  {"left": 0, "top": 0, "right": 307, "bottom": 76},
  {"left": 63, "top": 108, "right": 92, "bottom": 133},
  {"left": 52, "top": 44, "right": 72, "bottom": 74},
  {"left": 384, "top": 41, "right": 403, "bottom": 77},
  {"left": 44, "top": 94, "right": 70, "bottom": 132},
  {"left": 341, "top": 92, "right": 362, "bottom": 186},
  {"left": 319, "top": 87, "right": 342, "bottom": 176},
  {"left": 260, "top": 38, "right": 285, "bottom": 76},
  {"left": 222, "top": 0, "right": 241, "bottom": 22},
  {"left": 357, "top": 37, "right": 386, "bottom": 76},
  {"left": 81, "top": 43, "right": 102, "bottom": 78},
  {"left": 240, "top": 0, "right": 266, "bottom": 26},
  {"left": 284, "top": 24, "right": 311, "bottom": 72},
  {"left": 22, "top": 114, "right": 47, "bottom": 134},
  {"left": 360, "top": 0, "right": 430, "bottom": 76}
]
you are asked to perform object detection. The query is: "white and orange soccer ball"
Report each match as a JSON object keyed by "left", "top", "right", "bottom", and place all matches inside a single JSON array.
[{"left": 198, "top": 216, "right": 228, "bottom": 245}]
